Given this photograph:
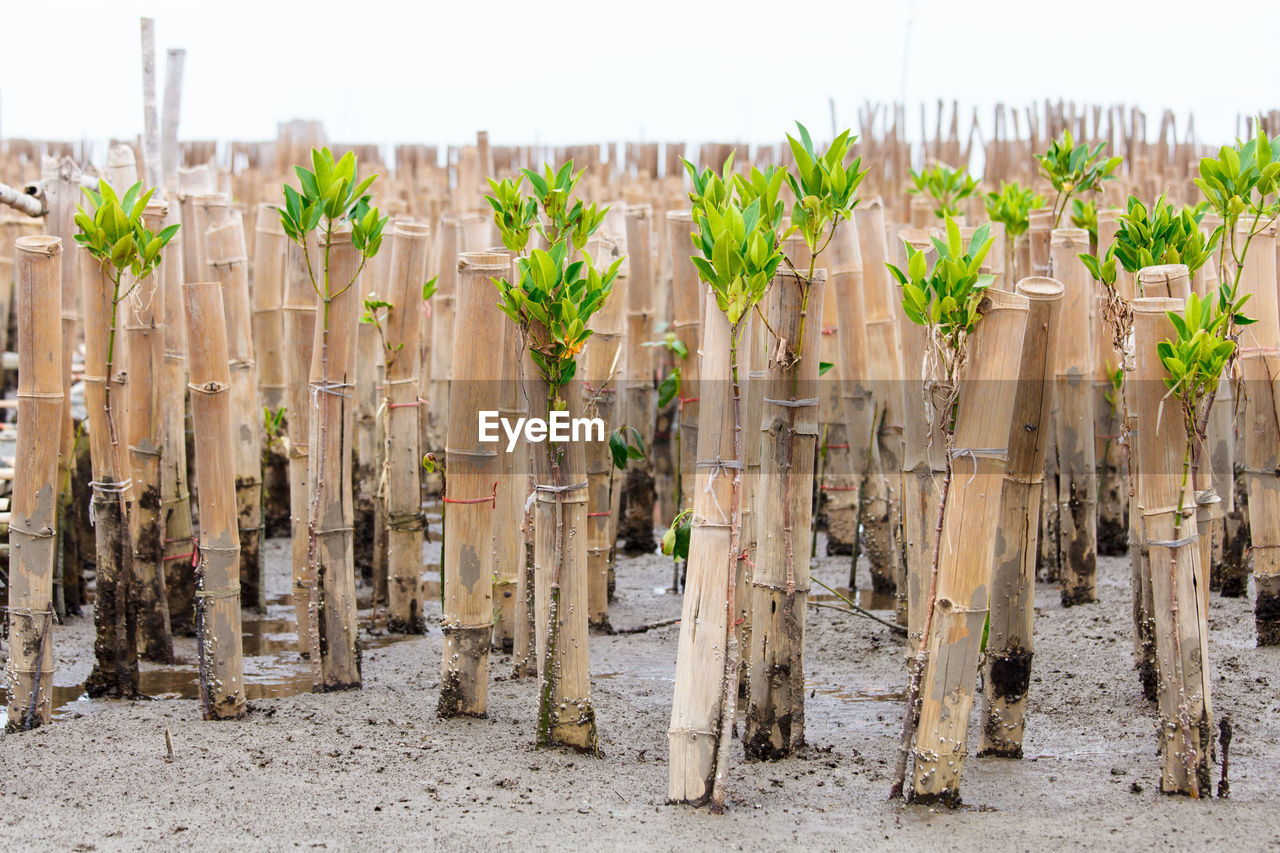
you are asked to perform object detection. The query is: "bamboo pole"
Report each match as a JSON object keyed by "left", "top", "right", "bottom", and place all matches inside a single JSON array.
[
  {"left": 206, "top": 214, "right": 265, "bottom": 612},
  {"left": 825, "top": 226, "right": 867, "bottom": 562},
  {"left": 619, "top": 204, "right": 658, "bottom": 555},
  {"left": 507, "top": 254, "right": 536, "bottom": 676},
  {"left": 1094, "top": 210, "right": 1127, "bottom": 556},
  {"left": 1131, "top": 296, "right": 1212, "bottom": 795},
  {"left": 426, "top": 215, "right": 460, "bottom": 462},
  {"left": 354, "top": 315, "right": 380, "bottom": 579},
  {"left": 738, "top": 308, "right": 765, "bottom": 686},
  {"left": 439, "top": 251, "right": 507, "bottom": 716},
  {"left": 384, "top": 221, "right": 431, "bottom": 634},
  {"left": 81, "top": 244, "right": 140, "bottom": 699},
  {"left": 161, "top": 49, "right": 185, "bottom": 184},
  {"left": 744, "top": 268, "right": 826, "bottom": 760},
  {"left": 669, "top": 281, "right": 743, "bottom": 807},
  {"left": 182, "top": 280, "right": 247, "bottom": 720},
  {"left": 128, "top": 199, "right": 174, "bottom": 662},
  {"left": 669, "top": 211, "right": 700, "bottom": 513},
  {"left": 140, "top": 18, "right": 161, "bottom": 191},
  {"left": 306, "top": 224, "right": 363, "bottom": 691},
  {"left": 979, "top": 276, "right": 1063, "bottom": 758},
  {"left": 1050, "top": 228, "right": 1098, "bottom": 605},
  {"left": 253, "top": 204, "right": 290, "bottom": 546},
  {"left": 910, "top": 287, "right": 1029, "bottom": 804},
  {"left": 1030, "top": 209, "right": 1060, "bottom": 582},
  {"left": 5, "top": 235, "right": 64, "bottom": 731},
  {"left": 283, "top": 236, "right": 318, "bottom": 650}
]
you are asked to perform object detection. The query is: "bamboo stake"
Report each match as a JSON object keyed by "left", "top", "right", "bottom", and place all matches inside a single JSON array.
[
  {"left": 439, "top": 251, "right": 507, "bottom": 716},
  {"left": 1050, "top": 228, "right": 1098, "bottom": 605},
  {"left": 1029, "top": 209, "right": 1060, "bottom": 582},
  {"left": 384, "top": 221, "right": 431, "bottom": 634},
  {"left": 507, "top": 254, "right": 535, "bottom": 676},
  {"left": 909, "top": 287, "right": 1028, "bottom": 804},
  {"left": 283, "top": 236, "right": 318, "bottom": 650},
  {"left": 426, "top": 215, "right": 460, "bottom": 462},
  {"left": 354, "top": 314, "right": 380, "bottom": 579},
  {"left": 206, "top": 214, "right": 265, "bottom": 612},
  {"left": 182, "top": 280, "right": 247, "bottom": 720},
  {"left": 1094, "top": 210, "right": 1128, "bottom": 556},
  {"left": 979, "top": 276, "right": 1063, "bottom": 758},
  {"left": 128, "top": 200, "right": 174, "bottom": 662},
  {"left": 744, "top": 268, "right": 826, "bottom": 760},
  {"left": 161, "top": 49, "right": 185, "bottom": 184},
  {"left": 140, "top": 18, "right": 161, "bottom": 191},
  {"left": 619, "top": 204, "right": 658, "bottom": 555},
  {"left": 669, "top": 211, "right": 700, "bottom": 513},
  {"left": 738, "top": 307, "right": 765, "bottom": 686},
  {"left": 253, "top": 204, "right": 290, "bottom": 548},
  {"left": 306, "top": 224, "right": 363, "bottom": 691},
  {"left": 5, "top": 235, "right": 63, "bottom": 731},
  {"left": 825, "top": 226, "right": 867, "bottom": 562},
  {"left": 1131, "top": 296, "right": 1212, "bottom": 795}
]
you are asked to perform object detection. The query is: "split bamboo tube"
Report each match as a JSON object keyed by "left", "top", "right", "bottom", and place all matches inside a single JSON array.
[
  {"left": 383, "top": 221, "right": 431, "bottom": 634},
  {"left": 182, "top": 280, "right": 247, "bottom": 720},
  {"left": 6, "top": 235, "right": 64, "bottom": 731},
  {"left": 620, "top": 204, "right": 658, "bottom": 554},
  {"left": 583, "top": 244, "right": 627, "bottom": 631},
  {"left": 669, "top": 211, "right": 700, "bottom": 512},
  {"left": 979, "top": 276, "right": 1063, "bottom": 758},
  {"left": 1235, "top": 222, "right": 1280, "bottom": 643},
  {"left": 910, "top": 287, "right": 1028, "bottom": 804},
  {"left": 81, "top": 246, "right": 140, "bottom": 699},
  {"left": 438, "top": 252, "right": 507, "bottom": 717},
  {"left": 669, "top": 284, "right": 743, "bottom": 807},
  {"left": 128, "top": 200, "right": 174, "bottom": 662},
  {"left": 159, "top": 203, "right": 195, "bottom": 636},
  {"left": 283, "top": 236, "right": 318, "bottom": 648},
  {"left": 1050, "top": 229, "right": 1098, "bottom": 605},
  {"left": 206, "top": 215, "right": 265, "bottom": 611},
  {"left": 306, "top": 225, "right": 363, "bottom": 691},
  {"left": 1131, "top": 296, "right": 1212, "bottom": 795},
  {"left": 744, "top": 268, "right": 826, "bottom": 760}
]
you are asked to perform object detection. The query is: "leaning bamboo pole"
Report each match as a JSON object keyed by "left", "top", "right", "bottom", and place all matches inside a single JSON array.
[
  {"left": 619, "top": 204, "right": 658, "bottom": 555},
  {"left": 909, "top": 287, "right": 1028, "bottom": 804},
  {"left": 206, "top": 214, "right": 265, "bottom": 612},
  {"left": 128, "top": 199, "right": 174, "bottom": 662},
  {"left": 183, "top": 280, "right": 247, "bottom": 720},
  {"left": 383, "top": 221, "right": 431, "bottom": 634},
  {"left": 5, "top": 235, "right": 64, "bottom": 731},
  {"left": 282, "top": 236, "right": 318, "bottom": 648},
  {"left": 979, "top": 276, "right": 1063, "bottom": 758},
  {"left": 1050, "top": 229, "right": 1098, "bottom": 605},
  {"left": 669, "top": 281, "right": 743, "bottom": 807},
  {"left": 744, "top": 268, "right": 826, "bottom": 760},
  {"left": 438, "top": 252, "right": 507, "bottom": 716},
  {"left": 81, "top": 244, "right": 140, "bottom": 699},
  {"left": 1131, "top": 296, "right": 1212, "bottom": 795}
]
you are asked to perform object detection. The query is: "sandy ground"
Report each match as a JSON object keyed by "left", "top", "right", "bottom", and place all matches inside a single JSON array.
[{"left": 2, "top": 531, "right": 1280, "bottom": 852}]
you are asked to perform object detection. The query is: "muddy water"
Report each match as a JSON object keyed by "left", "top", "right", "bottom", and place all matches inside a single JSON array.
[{"left": 810, "top": 585, "right": 898, "bottom": 611}]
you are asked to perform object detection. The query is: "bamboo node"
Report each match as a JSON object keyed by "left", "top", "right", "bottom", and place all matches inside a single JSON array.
[
  {"left": 763, "top": 396, "right": 820, "bottom": 408},
  {"left": 188, "top": 381, "right": 230, "bottom": 395}
]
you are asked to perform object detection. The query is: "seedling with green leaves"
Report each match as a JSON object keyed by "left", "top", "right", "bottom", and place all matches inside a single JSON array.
[
  {"left": 1035, "top": 129, "right": 1122, "bottom": 227},
  {"left": 1070, "top": 198, "right": 1098, "bottom": 247},
  {"left": 984, "top": 180, "right": 1044, "bottom": 279},
  {"left": 908, "top": 162, "right": 979, "bottom": 219}
]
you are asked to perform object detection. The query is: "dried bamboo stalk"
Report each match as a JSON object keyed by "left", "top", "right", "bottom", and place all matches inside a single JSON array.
[
  {"left": 140, "top": 18, "right": 161, "bottom": 190},
  {"left": 206, "top": 214, "right": 265, "bottom": 611},
  {"left": 426, "top": 215, "right": 460, "bottom": 461},
  {"left": 619, "top": 204, "right": 657, "bottom": 555},
  {"left": 5, "top": 235, "right": 64, "bottom": 731},
  {"left": 669, "top": 211, "right": 700, "bottom": 512},
  {"left": 979, "top": 276, "right": 1063, "bottom": 757},
  {"left": 183, "top": 280, "right": 247, "bottom": 720},
  {"left": 283, "top": 236, "right": 318, "bottom": 648},
  {"left": 1094, "top": 210, "right": 1127, "bottom": 556},
  {"left": 161, "top": 49, "right": 185, "bottom": 184},
  {"left": 438, "top": 252, "right": 507, "bottom": 716},
  {"left": 825, "top": 226, "right": 866, "bottom": 561},
  {"left": 744, "top": 268, "right": 826, "bottom": 760},
  {"left": 354, "top": 317, "right": 380, "bottom": 579},
  {"left": 253, "top": 204, "right": 290, "bottom": 548},
  {"left": 910, "top": 287, "right": 1028, "bottom": 804},
  {"left": 384, "top": 221, "right": 431, "bottom": 634}
]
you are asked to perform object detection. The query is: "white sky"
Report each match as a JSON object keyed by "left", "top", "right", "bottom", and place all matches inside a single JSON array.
[{"left": 2, "top": 0, "right": 1276, "bottom": 157}]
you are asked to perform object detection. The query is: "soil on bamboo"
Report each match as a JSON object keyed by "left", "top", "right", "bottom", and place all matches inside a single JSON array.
[{"left": 134, "top": 484, "right": 172, "bottom": 663}]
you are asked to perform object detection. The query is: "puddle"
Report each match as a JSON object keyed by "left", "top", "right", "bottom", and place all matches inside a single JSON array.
[
  {"left": 0, "top": 684, "right": 93, "bottom": 729},
  {"left": 810, "top": 586, "right": 898, "bottom": 611},
  {"left": 808, "top": 678, "right": 905, "bottom": 704}
]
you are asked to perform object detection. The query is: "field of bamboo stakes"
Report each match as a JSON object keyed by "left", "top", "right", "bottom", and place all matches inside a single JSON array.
[{"left": 5, "top": 30, "right": 1280, "bottom": 841}]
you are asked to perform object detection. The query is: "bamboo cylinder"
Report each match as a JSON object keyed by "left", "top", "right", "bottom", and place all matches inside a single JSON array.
[
  {"left": 304, "top": 223, "right": 364, "bottom": 690},
  {"left": 744, "top": 268, "right": 826, "bottom": 760},
  {"left": 128, "top": 200, "right": 174, "bottom": 663},
  {"left": 206, "top": 214, "right": 265, "bottom": 611},
  {"left": 438, "top": 252, "right": 507, "bottom": 716},
  {"left": 427, "top": 215, "right": 460, "bottom": 460},
  {"left": 497, "top": 288, "right": 533, "bottom": 661},
  {"left": 1132, "top": 296, "right": 1212, "bottom": 795},
  {"left": 1050, "top": 228, "right": 1098, "bottom": 605},
  {"left": 1094, "top": 210, "right": 1128, "bottom": 556},
  {"left": 253, "top": 204, "right": 288, "bottom": 412},
  {"left": 669, "top": 211, "right": 700, "bottom": 512},
  {"left": 911, "top": 287, "right": 1028, "bottom": 804},
  {"left": 620, "top": 204, "right": 658, "bottom": 554},
  {"left": 81, "top": 247, "right": 140, "bottom": 699},
  {"left": 6, "top": 235, "right": 64, "bottom": 730},
  {"left": 979, "top": 276, "right": 1063, "bottom": 758},
  {"left": 283, "top": 236, "right": 318, "bottom": 648},
  {"left": 825, "top": 226, "right": 867, "bottom": 561},
  {"left": 354, "top": 317, "right": 380, "bottom": 579},
  {"left": 182, "top": 280, "right": 247, "bottom": 720},
  {"left": 384, "top": 221, "right": 431, "bottom": 634}
]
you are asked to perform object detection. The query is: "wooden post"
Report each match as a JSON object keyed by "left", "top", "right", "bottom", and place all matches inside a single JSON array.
[
  {"left": 1050, "top": 228, "right": 1098, "bottom": 605},
  {"left": 619, "top": 204, "right": 657, "bottom": 555},
  {"left": 911, "top": 287, "right": 1029, "bottom": 804},
  {"left": 979, "top": 276, "right": 1063, "bottom": 757},
  {"left": 438, "top": 251, "right": 507, "bottom": 716},
  {"left": 206, "top": 214, "right": 265, "bottom": 612},
  {"left": 306, "top": 225, "right": 363, "bottom": 691},
  {"left": 384, "top": 221, "right": 431, "bottom": 634},
  {"left": 744, "top": 268, "right": 826, "bottom": 760},
  {"left": 128, "top": 200, "right": 175, "bottom": 662},
  {"left": 1131, "top": 296, "right": 1212, "bottom": 795},
  {"left": 283, "top": 235, "right": 318, "bottom": 650},
  {"left": 183, "top": 280, "right": 247, "bottom": 720},
  {"left": 5, "top": 235, "right": 64, "bottom": 730}
]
